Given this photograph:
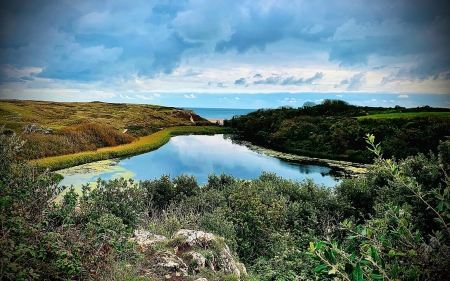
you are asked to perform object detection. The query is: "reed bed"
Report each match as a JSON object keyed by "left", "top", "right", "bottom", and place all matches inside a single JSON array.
[{"left": 34, "top": 126, "right": 231, "bottom": 171}]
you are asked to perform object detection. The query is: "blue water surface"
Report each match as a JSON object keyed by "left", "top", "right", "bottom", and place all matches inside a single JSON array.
[
  {"left": 185, "top": 107, "right": 256, "bottom": 120},
  {"left": 58, "top": 135, "right": 338, "bottom": 188}
]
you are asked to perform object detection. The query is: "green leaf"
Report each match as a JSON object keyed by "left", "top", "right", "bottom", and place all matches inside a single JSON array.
[
  {"left": 361, "top": 228, "right": 367, "bottom": 236},
  {"left": 370, "top": 273, "right": 383, "bottom": 280},
  {"left": 348, "top": 235, "right": 358, "bottom": 240},
  {"left": 388, "top": 250, "right": 395, "bottom": 257},
  {"left": 354, "top": 264, "right": 363, "bottom": 281},
  {"left": 409, "top": 249, "right": 417, "bottom": 256},
  {"left": 414, "top": 234, "right": 421, "bottom": 243},
  {"left": 380, "top": 234, "right": 386, "bottom": 242},
  {"left": 316, "top": 241, "right": 326, "bottom": 250},
  {"left": 314, "top": 264, "right": 328, "bottom": 273},
  {"left": 350, "top": 252, "right": 356, "bottom": 261},
  {"left": 437, "top": 201, "right": 443, "bottom": 212},
  {"left": 371, "top": 246, "right": 380, "bottom": 262}
]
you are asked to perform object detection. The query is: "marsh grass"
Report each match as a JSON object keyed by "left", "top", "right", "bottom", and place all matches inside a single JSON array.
[
  {"left": 22, "top": 123, "right": 136, "bottom": 158},
  {"left": 35, "top": 126, "right": 231, "bottom": 170}
]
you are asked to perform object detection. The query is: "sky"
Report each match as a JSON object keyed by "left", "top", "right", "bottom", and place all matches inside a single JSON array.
[{"left": 0, "top": 0, "right": 449, "bottom": 109}]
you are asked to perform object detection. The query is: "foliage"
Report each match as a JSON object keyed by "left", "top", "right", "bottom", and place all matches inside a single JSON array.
[
  {"left": 308, "top": 134, "right": 450, "bottom": 280},
  {"left": 225, "top": 100, "right": 450, "bottom": 162},
  {"left": 2, "top": 125, "right": 449, "bottom": 280}
]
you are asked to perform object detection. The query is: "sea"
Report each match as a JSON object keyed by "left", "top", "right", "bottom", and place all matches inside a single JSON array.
[{"left": 184, "top": 107, "right": 256, "bottom": 120}]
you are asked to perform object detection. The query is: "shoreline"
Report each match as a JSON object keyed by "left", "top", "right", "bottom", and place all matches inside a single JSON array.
[
  {"left": 207, "top": 118, "right": 224, "bottom": 125},
  {"left": 233, "top": 140, "right": 369, "bottom": 177},
  {"left": 34, "top": 126, "right": 230, "bottom": 171}
]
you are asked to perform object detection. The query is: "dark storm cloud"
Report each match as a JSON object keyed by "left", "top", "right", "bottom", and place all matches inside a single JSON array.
[
  {"left": 147, "top": 32, "right": 203, "bottom": 76},
  {"left": 215, "top": 7, "right": 293, "bottom": 53},
  {"left": 234, "top": 78, "right": 246, "bottom": 85},
  {"left": 0, "top": 0, "right": 449, "bottom": 86}
]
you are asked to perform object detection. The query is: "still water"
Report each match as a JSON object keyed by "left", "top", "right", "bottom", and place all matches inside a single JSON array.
[{"left": 57, "top": 134, "right": 339, "bottom": 189}]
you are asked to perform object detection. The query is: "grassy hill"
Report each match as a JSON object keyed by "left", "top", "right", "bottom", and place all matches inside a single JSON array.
[
  {"left": 0, "top": 99, "right": 211, "bottom": 135},
  {"left": 0, "top": 99, "right": 228, "bottom": 169}
]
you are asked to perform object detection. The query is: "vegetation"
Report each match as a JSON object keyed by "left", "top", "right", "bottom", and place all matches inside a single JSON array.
[
  {"left": 0, "top": 99, "right": 212, "bottom": 135},
  {"left": 2, "top": 127, "right": 449, "bottom": 280},
  {"left": 0, "top": 99, "right": 229, "bottom": 170},
  {"left": 34, "top": 126, "right": 231, "bottom": 171},
  {"left": 225, "top": 99, "right": 450, "bottom": 162}
]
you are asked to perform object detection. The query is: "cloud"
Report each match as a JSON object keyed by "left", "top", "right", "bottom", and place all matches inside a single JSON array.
[
  {"left": 234, "top": 78, "right": 246, "bottom": 85},
  {"left": 120, "top": 94, "right": 134, "bottom": 99},
  {"left": 336, "top": 94, "right": 343, "bottom": 97},
  {"left": 136, "top": 94, "right": 154, "bottom": 100},
  {"left": 346, "top": 72, "right": 366, "bottom": 91},
  {"left": 1, "top": 0, "right": 449, "bottom": 96},
  {"left": 217, "top": 82, "right": 226, "bottom": 87},
  {"left": 184, "top": 93, "right": 196, "bottom": 98},
  {"left": 215, "top": 6, "right": 294, "bottom": 53},
  {"left": 143, "top": 32, "right": 203, "bottom": 77},
  {"left": 254, "top": 72, "right": 323, "bottom": 85},
  {"left": 183, "top": 68, "right": 201, "bottom": 76},
  {"left": 254, "top": 76, "right": 282, "bottom": 85},
  {"left": 235, "top": 97, "right": 239, "bottom": 100},
  {"left": 154, "top": 93, "right": 161, "bottom": 97},
  {"left": 398, "top": 94, "right": 409, "bottom": 98},
  {"left": 372, "top": 65, "right": 387, "bottom": 70},
  {"left": 334, "top": 78, "right": 349, "bottom": 88}
]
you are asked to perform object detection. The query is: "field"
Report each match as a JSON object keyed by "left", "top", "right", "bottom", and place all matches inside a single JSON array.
[
  {"left": 0, "top": 99, "right": 210, "bottom": 134},
  {"left": 356, "top": 111, "right": 450, "bottom": 120}
]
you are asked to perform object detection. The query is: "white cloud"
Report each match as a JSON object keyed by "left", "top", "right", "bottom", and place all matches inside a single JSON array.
[
  {"left": 154, "top": 93, "right": 161, "bottom": 97},
  {"left": 235, "top": 97, "right": 240, "bottom": 100},
  {"left": 398, "top": 94, "right": 409, "bottom": 98},
  {"left": 136, "top": 94, "right": 154, "bottom": 100},
  {"left": 184, "top": 93, "right": 196, "bottom": 98},
  {"left": 336, "top": 94, "right": 343, "bottom": 97},
  {"left": 371, "top": 99, "right": 376, "bottom": 102}
]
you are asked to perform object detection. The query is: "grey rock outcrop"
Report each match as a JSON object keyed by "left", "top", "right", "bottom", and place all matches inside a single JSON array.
[{"left": 131, "top": 229, "right": 247, "bottom": 280}]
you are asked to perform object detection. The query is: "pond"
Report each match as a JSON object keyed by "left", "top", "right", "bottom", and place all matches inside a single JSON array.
[{"left": 57, "top": 134, "right": 339, "bottom": 192}]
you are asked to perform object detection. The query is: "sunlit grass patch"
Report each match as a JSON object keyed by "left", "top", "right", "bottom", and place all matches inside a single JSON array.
[{"left": 356, "top": 112, "right": 450, "bottom": 119}]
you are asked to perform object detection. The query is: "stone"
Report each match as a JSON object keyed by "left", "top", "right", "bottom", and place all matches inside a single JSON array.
[{"left": 131, "top": 229, "right": 168, "bottom": 249}]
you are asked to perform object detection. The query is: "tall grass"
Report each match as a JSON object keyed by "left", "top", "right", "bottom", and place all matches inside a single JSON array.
[
  {"left": 22, "top": 123, "right": 135, "bottom": 159},
  {"left": 35, "top": 126, "right": 231, "bottom": 171}
]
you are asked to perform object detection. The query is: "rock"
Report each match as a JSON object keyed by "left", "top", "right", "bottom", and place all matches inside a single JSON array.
[
  {"left": 218, "top": 244, "right": 241, "bottom": 277},
  {"left": 172, "top": 229, "right": 214, "bottom": 247},
  {"left": 131, "top": 229, "right": 168, "bottom": 249},
  {"left": 187, "top": 251, "right": 206, "bottom": 273},
  {"left": 132, "top": 229, "right": 247, "bottom": 280},
  {"left": 194, "top": 278, "right": 208, "bottom": 281}
]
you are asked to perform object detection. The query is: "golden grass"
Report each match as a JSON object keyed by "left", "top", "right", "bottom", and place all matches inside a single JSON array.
[
  {"left": 0, "top": 99, "right": 211, "bottom": 133},
  {"left": 34, "top": 126, "right": 232, "bottom": 171}
]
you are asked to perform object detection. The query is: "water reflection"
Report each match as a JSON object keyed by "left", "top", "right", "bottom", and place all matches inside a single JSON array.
[{"left": 57, "top": 135, "right": 339, "bottom": 190}]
